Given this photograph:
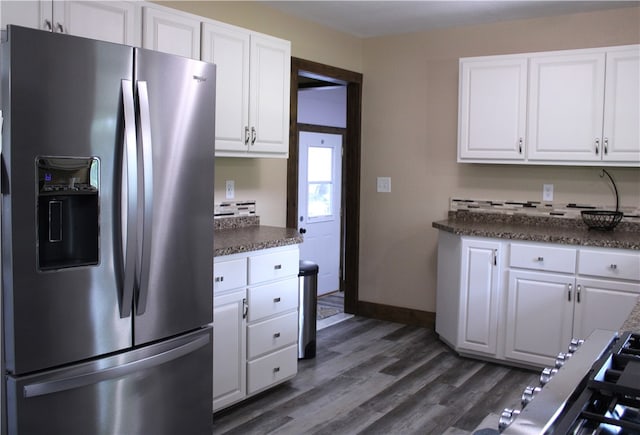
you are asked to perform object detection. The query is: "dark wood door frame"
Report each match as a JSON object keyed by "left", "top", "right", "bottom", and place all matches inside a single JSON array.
[{"left": 287, "top": 58, "right": 362, "bottom": 314}]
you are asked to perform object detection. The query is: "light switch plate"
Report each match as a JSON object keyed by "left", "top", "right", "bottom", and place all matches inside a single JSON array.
[{"left": 377, "top": 177, "right": 391, "bottom": 193}]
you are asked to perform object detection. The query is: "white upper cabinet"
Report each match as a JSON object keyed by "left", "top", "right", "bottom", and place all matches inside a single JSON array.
[
  {"left": 1, "top": 1, "right": 51, "bottom": 30},
  {"left": 202, "top": 21, "right": 291, "bottom": 158},
  {"left": 602, "top": 48, "right": 640, "bottom": 163},
  {"left": 458, "top": 45, "right": 640, "bottom": 166},
  {"left": 1, "top": 1, "right": 139, "bottom": 46},
  {"left": 458, "top": 56, "right": 527, "bottom": 161},
  {"left": 142, "top": 4, "right": 200, "bottom": 59},
  {"left": 527, "top": 52, "right": 606, "bottom": 162},
  {"left": 202, "top": 22, "right": 251, "bottom": 154}
]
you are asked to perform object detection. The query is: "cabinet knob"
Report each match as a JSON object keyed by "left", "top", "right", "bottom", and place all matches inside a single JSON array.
[
  {"left": 44, "top": 19, "right": 53, "bottom": 31},
  {"left": 214, "top": 276, "right": 224, "bottom": 283},
  {"left": 273, "top": 367, "right": 280, "bottom": 373},
  {"left": 251, "top": 127, "right": 257, "bottom": 145},
  {"left": 595, "top": 138, "right": 600, "bottom": 155},
  {"left": 604, "top": 138, "right": 609, "bottom": 155},
  {"left": 274, "top": 332, "right": 281, "bottom": 338},
  {"left": 274, "top": 264, "right": 282, "bottom": 270},
  {"left": 536, "top": 256, "right": 544, "bottom": 262},
  {"left": 518, "top": 138, "right": 523, "bottom": 154},
  {"left": 610, "top": 264, "right": 618, "bottom": 270},
  {"left": 273, "top": 297, "right": 281, "bottom": 303}
]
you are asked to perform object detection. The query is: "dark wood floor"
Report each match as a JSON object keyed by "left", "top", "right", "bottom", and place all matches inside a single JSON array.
[{"left": 213, "top": 316, "right": 538, "bottom": 435}]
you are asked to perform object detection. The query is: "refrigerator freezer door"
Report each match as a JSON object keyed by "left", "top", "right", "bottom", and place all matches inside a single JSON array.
[
  {"left": 1, "top": 26, "right": 134, "bottom": 375},
  {"left": 6, "top": 327, "right": 213, "bottom": 435},
  {"left": 132, "top": 48, "right": 215, "bottom": 344}
]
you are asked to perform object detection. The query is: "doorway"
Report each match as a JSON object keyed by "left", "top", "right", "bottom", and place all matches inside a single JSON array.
[
  {"left": 297, "top": 128, "right": 344, "bottom": 296},
  {"left": 286, "top": 58, "right": 362, "bottom": 314}
]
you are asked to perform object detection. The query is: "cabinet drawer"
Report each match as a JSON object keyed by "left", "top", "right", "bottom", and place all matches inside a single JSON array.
[
  {"left": 247, "top": 311, "right": 298, "bottom": 359},
  {"left": 247, "top": 277, "right": 298, "bottom": 322},
  {"left": 578, "top": 249, "right": 640, "bottom": 281},
  {"left": 214, "top": 258, "right": 247, "bottom": 294},
  {"left": 510, "top": 243, "right": 576, "bottom": 273},
  {"left": 247, "top": 345, "right": 297, "bottom": 395},
  {"left": 248, "top": 248, "right": 299, "bottom": 284}
]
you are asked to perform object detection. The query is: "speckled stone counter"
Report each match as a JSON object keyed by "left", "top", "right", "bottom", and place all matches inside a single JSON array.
[
  {"left": 432, "top": 211, "right": 640, "bottom": 250},
  {"left": 621, "top": 296, "right": 640, "bottom": 333},
  {"left": 214, "top": 216, "right": 302, "bottom": 257}
]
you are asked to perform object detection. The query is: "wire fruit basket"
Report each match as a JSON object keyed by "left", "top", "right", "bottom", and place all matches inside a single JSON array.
[
  {"left": 581, "top": 169, "right": 623, "bottom": 231},
  {"left": 581, "top": 210, "right": 623, "bottom": 231}
]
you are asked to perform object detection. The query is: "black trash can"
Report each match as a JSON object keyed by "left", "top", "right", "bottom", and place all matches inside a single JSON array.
[{"left": 298, "top": 260, "right": 318, "bottom": 359}]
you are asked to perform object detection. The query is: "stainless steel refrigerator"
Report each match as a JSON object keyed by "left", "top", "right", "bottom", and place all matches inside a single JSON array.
[{"left": 1, "top": 26, "right": 214, "bottom": 434}]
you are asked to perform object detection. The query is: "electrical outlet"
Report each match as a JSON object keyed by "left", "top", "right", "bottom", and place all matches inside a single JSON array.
[
  {"left": 225, "top": 180, "right": 235, "bottom": 199},
  {"left": 543, "top": 184, "right": 554, "bottom": 202},
  {"left": 377, "top": 177, "right": 391, "bottom": 193}
]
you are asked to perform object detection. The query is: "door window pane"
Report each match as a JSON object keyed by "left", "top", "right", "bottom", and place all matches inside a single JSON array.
[{"left": 307, "top": 146, "right": 333, "bottom": 218}]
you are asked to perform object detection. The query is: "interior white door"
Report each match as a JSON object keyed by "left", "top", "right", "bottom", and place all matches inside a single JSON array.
[{"left": 297, "top": 131, "right": 342, "bottom": 296}]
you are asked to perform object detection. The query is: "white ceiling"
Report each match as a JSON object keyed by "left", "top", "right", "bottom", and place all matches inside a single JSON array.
[{"left": 262, "top": 1, "right": 639, "bottom": 38}]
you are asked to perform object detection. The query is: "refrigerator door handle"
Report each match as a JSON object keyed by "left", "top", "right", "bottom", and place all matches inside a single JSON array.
[
  {"left": 135, "top": 81, "right": 154, "bottom": 315},
  {"left": 21, "top": 333, "right": 209, "bottom": 398},
  {"left": 120, "top": 79, "right": 138, "bottom": 318}
]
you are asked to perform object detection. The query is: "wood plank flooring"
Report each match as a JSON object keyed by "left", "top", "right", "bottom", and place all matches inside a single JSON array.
[{"left": 212, "top": 316, "right": 539, "bottom": 435}]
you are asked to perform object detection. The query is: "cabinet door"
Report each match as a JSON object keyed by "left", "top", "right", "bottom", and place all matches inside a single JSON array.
[
  {"left": 249, "top": 33, "right": 291, "bottom": 155},
  {"left": 202, "top": 22, "right": 251, "bottom": 153},
  {"left": 603, "top": 48, "right": 640, "bottom": 163},
  {"left": 1, "top": 1, "right": 50, "bottom": 31},
  {"left": 573, "top": 278, "right": 640, "bottom": 339},
  {"left": 142, "top": 6, "right": 200, "bottom": 59},
  {"left": 505, "top": 270, "right": 574, "bottom": 367},
  {"left": 213, "top": 290, "right": 246, "bottom": 411},
  {"left": 458, "top": 57, "right": 527, "bottom": 161},
  {"left": 458, "top": 239, "right": 500, "bottom": 355},
  {"left": 54, "top": 1, "right": 139, "bottom": 45},
  {"left": 527, "top": 52, "right": 605, "bottom": 162}
]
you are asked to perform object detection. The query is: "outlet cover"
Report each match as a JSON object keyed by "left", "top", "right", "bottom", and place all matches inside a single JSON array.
[
  {"left": 543, "top": 184, "right": 553, "bottom": 202},
  {"left": 377, "top": 177, "right": 391, "bottom": 193},
  {"left": 226, "top": 180, "right": 235, "bottom": 199}
]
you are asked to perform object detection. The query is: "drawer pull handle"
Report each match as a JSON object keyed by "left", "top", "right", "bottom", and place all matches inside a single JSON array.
[
  {"left": 273, "top": 367, "right": 280, "bottom": 373},
  {"left": 274, "top": 332, "right": 281, "bottom": 338},
  {"left": 273, "top": 297, "right": 281, "bottom": 303},
  {"left": 536, "top": 257, "right": 544, "bottom": 262},
  {"left": 274, "top": 264, "right": 282, "bottom": 270},
  {"left": 610, "top": 264, "right": 618, "bottom": 270},
  {"left": 214, "top": 276, "right": 224, "bottom": 283},
  {"left": 567, "top": 283, "right": 572, "bottom": 302}
]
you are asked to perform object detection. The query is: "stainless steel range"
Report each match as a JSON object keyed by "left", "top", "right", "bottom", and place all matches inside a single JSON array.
[{"left": 497, "top": 329, "right": 640, "bottom": 434}]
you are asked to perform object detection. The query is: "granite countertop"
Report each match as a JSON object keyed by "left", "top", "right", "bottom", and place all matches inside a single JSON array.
[
  {"left": 432, "top": 212, "right": 640, "bottom": 250},
  {"left": 621, "top": 296, "right": 640, "bottom": 333},
  {"left": 214, "top": 216, "right": 303, "bottom": 257}
]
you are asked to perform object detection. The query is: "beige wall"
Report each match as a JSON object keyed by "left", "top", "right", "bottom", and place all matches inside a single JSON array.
[
  {"left": 157, "top": 1, "right": 363, "bottom": 225},
  {"left": 360, "top": 6, "right": 640, "bottom": 312},
  {"left": 158, "top": 2, "right": 639, "bottom": 313}
]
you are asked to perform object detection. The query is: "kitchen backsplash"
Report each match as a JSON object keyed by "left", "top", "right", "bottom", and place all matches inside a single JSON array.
[
  {"left": 450, "top": 198, "right": 640, "bottom": 222},
  {"left": 214, "top": 200, "right": 256, "bottom": 218}
]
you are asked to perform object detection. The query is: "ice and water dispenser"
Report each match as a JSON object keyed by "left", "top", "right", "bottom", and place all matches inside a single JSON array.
[{"left": 37, "top": 157, "right": 99, "bottom": 271}]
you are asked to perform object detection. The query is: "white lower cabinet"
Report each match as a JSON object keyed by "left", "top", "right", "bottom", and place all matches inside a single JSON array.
[
  {"left": 505, "top": 242, "right": 640, "bottom": 367},
  {"left": 213, "top": 289, "right": 246, "bottom": 411},
  {"left": 436, "top": 232, "right": 640, "bottom": 368},
  {"left": 505, "top": 269, "right": 574, "bottom": 367},
  {"left": 213, "top": 246, "right": 299, "bottom": 412},
  {"left": 435, "top": 232, "right": 502, "bottom": 358}
]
